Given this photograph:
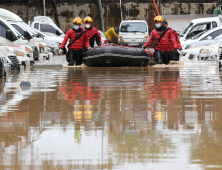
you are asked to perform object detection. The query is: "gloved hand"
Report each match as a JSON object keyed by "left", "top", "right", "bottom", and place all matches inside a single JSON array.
[
  {"left": 87, "top": 47, "right": 92, "bottom": 50},
  {"left": 174, "top": 48, "right": 178, "bottom": 53},
  {"left": 59, "top": 47, "right": 63, "bottom": 55},
  {"left": 179, "top": 49, "right": 183, "bottom": 56}
]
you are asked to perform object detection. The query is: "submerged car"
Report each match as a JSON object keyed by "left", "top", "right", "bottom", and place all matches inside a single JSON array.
[
  {"left": 181, "top": 26, "right": 222, "bottom": 49},
  {"left": 0, "top": 45, "right": 34, "bottom": 66}
]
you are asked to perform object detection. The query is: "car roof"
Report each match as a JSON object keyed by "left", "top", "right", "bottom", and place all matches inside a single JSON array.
[
  {"left": 197, "top": 26, "right": 222, "bottom": 40},
  {"left": 191, "top": 17, "right": 220, "bottom": 24}
]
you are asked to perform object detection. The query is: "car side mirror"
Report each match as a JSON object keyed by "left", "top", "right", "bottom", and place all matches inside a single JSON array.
[
  {"left": 6, "top": 30, "right": 14, "bottom": 41},
  {"left": 24, "top": 31, "right": 32, "bottom": 40},
  {"left": 207, "top": 36, "right": 212, "bottom": 40},
  {"left": 56, "top": 30, "right": 61, "bottom": 36}
]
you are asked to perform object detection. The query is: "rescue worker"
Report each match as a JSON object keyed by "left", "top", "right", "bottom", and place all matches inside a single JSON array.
[
  {"left": 82, "top": 16, "right": 102, "bottom": 48},
  {"left": 142, "top": 15, "right": 177, "bottom": 65},
  {"left": 162, "top": 19, "right": 183, "bottom": 61},
  {"left": 104, "top": 26, "right": 119, "bottom": 43},
  {"left": 60, "top": 17, "right": 90, "bottom": 66}
]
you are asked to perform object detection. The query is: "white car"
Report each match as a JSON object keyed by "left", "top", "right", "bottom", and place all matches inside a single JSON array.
[
  {"left": 181, "top": 26, "right": 222, "bottom": 49},
  {"left": 183, "top": 35, "right": 222, "bottom": 60},
  {"left": 0, "top": 45, "right": 32, "bottom": 67},
  {"left": 33, "top": 28, "right": 62, "bottom": 54}
]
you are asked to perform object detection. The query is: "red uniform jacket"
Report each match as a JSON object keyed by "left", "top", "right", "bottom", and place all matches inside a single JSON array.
[
  {"left": 82, "top": 26, "right": 101, "bottom": 47},
  {"left": 60, "top": 28, "right": 90, "bottom": 50},
  {"left": 170, "top": 29, "right": 182, "bottom": 52},
  {"left": 144, "top": 26, "right": 177, "bottom": 52}
]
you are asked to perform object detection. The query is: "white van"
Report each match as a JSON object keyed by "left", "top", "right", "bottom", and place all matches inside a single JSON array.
[
  {"left": 31, "top": 16, "right": 65, "bottom": 37},
  {"left": 0, "top": 8, "right": 53, "bottom": 60},
  {"left": 118, "top": 20, "right": 149, "bottom": 47}
]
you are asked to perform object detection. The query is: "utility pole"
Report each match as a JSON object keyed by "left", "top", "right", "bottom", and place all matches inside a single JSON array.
[
  {"left": 98, "top": 0, "right": 105, "bottom": 32},
  {"left": 43, "top": 0, "right": 45, "bottom": 16},
  {"left": 120, "top": 0, "right": 123, "bottom": 21}
]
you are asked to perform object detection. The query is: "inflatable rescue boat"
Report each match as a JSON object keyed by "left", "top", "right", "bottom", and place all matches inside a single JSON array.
[{"left": 83, "top": 45, "right": 154, "bottom": 67}]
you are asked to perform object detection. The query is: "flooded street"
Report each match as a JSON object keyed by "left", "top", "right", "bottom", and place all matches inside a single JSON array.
[{"left": 0, "top": 57, "right": 222, "bottom": 170}]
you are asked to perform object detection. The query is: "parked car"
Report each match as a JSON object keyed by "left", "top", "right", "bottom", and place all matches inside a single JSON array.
[
  {"left": 197, "top": 38, "right": 222, "bottom": 61},
  {"left": 181, "top": 26, "right": 222, "bottom": 49},
  {"left": 0, "top": 45, "right": 34, "bottom": 66},
  {"left": 33, "top": 28, "right": 62, "bottom": 54}
]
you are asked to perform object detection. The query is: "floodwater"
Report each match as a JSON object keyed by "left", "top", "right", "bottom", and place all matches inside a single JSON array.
[{"left": 0, "top": 57, "right": 222, "bottom": 170}]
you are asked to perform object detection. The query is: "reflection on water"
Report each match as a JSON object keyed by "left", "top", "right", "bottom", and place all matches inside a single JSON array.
[{"left": 0, "top": 66, "right": 222, "bottom": 169}]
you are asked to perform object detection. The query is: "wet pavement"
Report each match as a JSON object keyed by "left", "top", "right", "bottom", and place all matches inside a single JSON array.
[{"left": 0, "top": 56, "right": 222, "bottom": 170}]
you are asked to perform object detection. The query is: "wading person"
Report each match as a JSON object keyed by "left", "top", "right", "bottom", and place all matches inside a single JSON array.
[
  {"left": 104, "top": 26, "right": 119, "bottom": 43},
  {"left": 60, "top": 17, "right": 90, "bottom": 66},
  {"left": 82, "top": 16, "right": 101, "bottom": 50},
  {"left": 142, "top": 15, "right": 177, "bottom": 65},
  {"left": 162, "top": 19, "right": 183, "bottom": 61}
]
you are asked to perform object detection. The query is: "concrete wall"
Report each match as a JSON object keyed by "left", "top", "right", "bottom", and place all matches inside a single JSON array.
[{"left": 0, "top": 1, "right": 217, "bottom": 33}]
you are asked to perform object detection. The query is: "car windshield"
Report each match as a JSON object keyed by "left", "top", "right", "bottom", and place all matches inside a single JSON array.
[
  {"left": 20, "top": 22, "right": 38, "bottom": 36},
  {"left": 2, "top": 18, "right": 24, "bottom": 39},
  {"left": 51, "top": 23, "right": 64, "bottom": 34},
  {"left": 120, "top": 22, "right": 147, "bottom": 33},
  {"left": 179, "top": 22, "right": 193, "bottom": 37}
]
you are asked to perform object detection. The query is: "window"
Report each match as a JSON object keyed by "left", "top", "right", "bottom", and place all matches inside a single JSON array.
[
  {"left": 210, "top": 29, "right": 222, "bottom": 38},
  {"left": 0, "top": 24, "right": 7, "bottom": 38},
  {"left": 179, "top": 22, "right": 193, "bottom": 37},
  {"left": 11, "top": 24, "right": 25, "bottom": 36},
  {"left": 212, "top": 22, "right": 217, "bottom": 28},
  {"left": 40, "top": 24, "right": 57, "bottom": 34},
  {"left": 191, "top": 23, "right": 211, "bottom": 32},
  {"left": 34, "top": 23, "right": 39, "bottom": 29},
  {"left": 120, "top": 22, "right": 147, "bottom": 33},
  {"left": 201, "top": 29, "right": 222, "bottom": 40}
]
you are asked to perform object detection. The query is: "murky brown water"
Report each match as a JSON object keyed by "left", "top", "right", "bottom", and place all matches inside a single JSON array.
[{"left": 0, "top": 63, "right": 222, "bottom": 170}]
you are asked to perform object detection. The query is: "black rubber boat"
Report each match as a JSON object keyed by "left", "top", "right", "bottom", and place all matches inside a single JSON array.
[{"left": 83, "top": 45, "right": 153, "bottom": 67}]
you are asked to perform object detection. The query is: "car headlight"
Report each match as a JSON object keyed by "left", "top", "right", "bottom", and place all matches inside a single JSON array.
[
  {"left": 25, "top": 46, "right": 33, "bottom": 53},
  {"left": 201, "top": 47, "right": 215, "bottom": 54},
  {"left": 39, "top": 43, "right": 46, "bottom": 53}
]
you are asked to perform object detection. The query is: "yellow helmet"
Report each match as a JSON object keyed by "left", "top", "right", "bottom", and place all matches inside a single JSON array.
[
  {"left": 84, "top": 16, "right": 93, "bottom": 23},
  {"left": 154, "top": 15, "right": 164, "bottom": 22},
  {"left": 73, "top": 17, "right": 82, "bottom": 25}
]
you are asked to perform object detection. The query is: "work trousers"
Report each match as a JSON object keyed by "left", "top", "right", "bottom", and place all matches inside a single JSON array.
[
  {"left": 154, "top": 50, "right": 171, "bottom": 65},
  {"left": 66, "top": 49, "right": 83, "bottom": 66}
]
